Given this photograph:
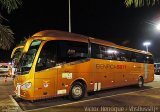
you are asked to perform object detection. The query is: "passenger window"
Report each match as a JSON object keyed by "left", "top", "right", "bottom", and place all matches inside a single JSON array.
[
  {"left": 36, "top": 41, "right": 57, "bottom": 72},
  {"left": 103, "top": 47, "right": 116, "bottom": 60},
  {"left": 115, "top": 49, "right": 130, "bottom": 61},
  {"left": 136, "top": 53, "right": 145, "bottom": 63},
  {"left": 91, "top": 43, "right": 153, "bottom": 64},
  {"left": 91, "top": 44, "right": 102, "bottom": 58},
  {"left": 130, "top": 52, "right": 137, "bottom": 62},
  {"left": 145, "top": 55, "right": 154, "bottom": 64},
  {"left": 130, "top": 52, "right": 146, "bottom": 63},
  {"left": 58, "top": 41, "right": 88, "bottom": 63},
  {"left": 91, "top": 43, "right": 115, "bottom": 60}
]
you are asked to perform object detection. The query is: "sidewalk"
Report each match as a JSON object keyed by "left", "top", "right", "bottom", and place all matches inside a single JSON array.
[{"left": 0, "top": 77, "right": 22, "bottom": 112}]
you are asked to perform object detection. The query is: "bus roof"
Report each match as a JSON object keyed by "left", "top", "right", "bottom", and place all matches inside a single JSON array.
[
  {"left": 27, "top": 30, "right": 152, "bottom": 55},
  {"left": 32, "top": 30, "right": 116, "bottom": 46}
]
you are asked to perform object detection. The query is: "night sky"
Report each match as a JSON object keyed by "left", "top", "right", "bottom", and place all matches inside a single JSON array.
[{"left": 1, "top": 0, "right": 160, "bottom": 62}]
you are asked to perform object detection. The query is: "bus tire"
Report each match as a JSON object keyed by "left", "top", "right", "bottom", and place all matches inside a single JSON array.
[
  {"left": 69, "top": 82, "right": 85, "bottom": 101},
  {"left": 138, "top": 77, "right": 144, "bottom": 88}
]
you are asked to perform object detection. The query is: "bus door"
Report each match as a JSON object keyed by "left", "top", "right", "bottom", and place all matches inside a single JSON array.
[
  {"left": 34, "top": 41, "right": 58, "bottom": 98},
  {"left": 34, "top": 68, "right": 57, "bottom": 98},
  {"left": 57, "top": 67, "right": 73, "bottom": 96}
]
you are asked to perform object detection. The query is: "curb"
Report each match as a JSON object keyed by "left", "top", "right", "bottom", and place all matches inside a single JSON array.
[{"left": 9, "top": 95, "right": 23, "bottom": 112}]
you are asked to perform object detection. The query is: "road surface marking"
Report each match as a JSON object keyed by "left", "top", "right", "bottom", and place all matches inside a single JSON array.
[{"left": 24, "top": 87, "right": 160, "bottom": 112}]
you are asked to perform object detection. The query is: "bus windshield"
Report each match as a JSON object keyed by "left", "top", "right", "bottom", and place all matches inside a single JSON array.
[
  {"left": 12, "top": 47, "right": 23, "bottom": 65},
  {"left": 12, "top": 48, "right": 23, "bottom": 59},
  {"left": 17, "top": 40, "right": 42, "bottom": 75}
]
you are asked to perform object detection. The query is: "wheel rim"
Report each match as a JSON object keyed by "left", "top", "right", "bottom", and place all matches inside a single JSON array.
[{"left": 72, "top": 85, "right": 82, "bottom": 97}]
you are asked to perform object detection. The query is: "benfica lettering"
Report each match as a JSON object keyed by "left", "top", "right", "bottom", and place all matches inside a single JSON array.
[{"left": 96, "top": 64, "right": 126, "bottom": 69}]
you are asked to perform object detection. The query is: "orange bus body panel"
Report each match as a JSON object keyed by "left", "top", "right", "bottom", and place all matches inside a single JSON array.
[{"left": 14, "top": 30, "right": 154, "bottom": 100}]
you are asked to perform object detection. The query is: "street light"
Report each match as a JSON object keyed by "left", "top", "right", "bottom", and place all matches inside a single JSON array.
[
  {"left": 69, "top": 0, "right": 71, "bottom": 32},
  {"left": 143, "top": 41, "right": 151, "bottom": 52},
  {"left": 156, "top": 23, "right": 160, "bottom": 31},
  {"left": 145, "top": 20, "right": 160, "bottom": 31}
]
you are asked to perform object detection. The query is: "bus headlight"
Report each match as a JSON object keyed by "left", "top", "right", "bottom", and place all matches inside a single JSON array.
[{"left": 21, "top": 82, "right": 32, "bottom": 90}]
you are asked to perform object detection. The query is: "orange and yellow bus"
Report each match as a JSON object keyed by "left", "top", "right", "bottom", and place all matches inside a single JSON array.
[{"left": 14, "top": 30, "right": 154, "bottom": 101}]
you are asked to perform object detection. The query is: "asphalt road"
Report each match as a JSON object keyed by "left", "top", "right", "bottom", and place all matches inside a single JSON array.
[
  {"left": 1, "top": 76, "right": 160, "bottom": 112},
  {"left": 11, "top": 76, "right": 160, "bottom": 112}
]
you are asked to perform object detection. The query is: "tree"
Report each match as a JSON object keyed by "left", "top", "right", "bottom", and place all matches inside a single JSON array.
[
  {"left": 125, "top": 0, "right": 160, "bottom": 7},
  {"left": 0, "top": 0, "right": 22, "bottom": 50}
]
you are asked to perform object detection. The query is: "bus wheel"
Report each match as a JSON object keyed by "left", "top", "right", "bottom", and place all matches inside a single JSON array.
[
  {"left": 138, "top": 77, "right": 144, "bottom": 88},
  {"left": 69, "top": 82, "right": 85, "bottom": 101}
]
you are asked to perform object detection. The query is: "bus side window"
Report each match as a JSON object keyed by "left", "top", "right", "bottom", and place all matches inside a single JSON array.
[
  {"left": 36, "top": 41, "right": 57, "bottom": 72},
  {"left": 115, "top": 49, "right": 128, "bottom": 61},
  {"left": 58, "top": 41, "right": 88, "bottom": 63},
  {"left": 130, "top": 52, "right": 146, "bottom": 63},
  {"left": 104, "top": 48, "right": 115, "bottom": 60},
  {"left": 91, "top": 43, "right": 115, "bottom": 60},
  {"left": 91, "top": 44, "right": 102, "bottom": 59},
  {"left": 130, "top": 52, "right": 137, "bottom": 62},
  {"left": 136, "top": 53, "right": 145, "bottom": 63},
  {"left": 145, "top": 55, "right": 154, "bottom": 64}
]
